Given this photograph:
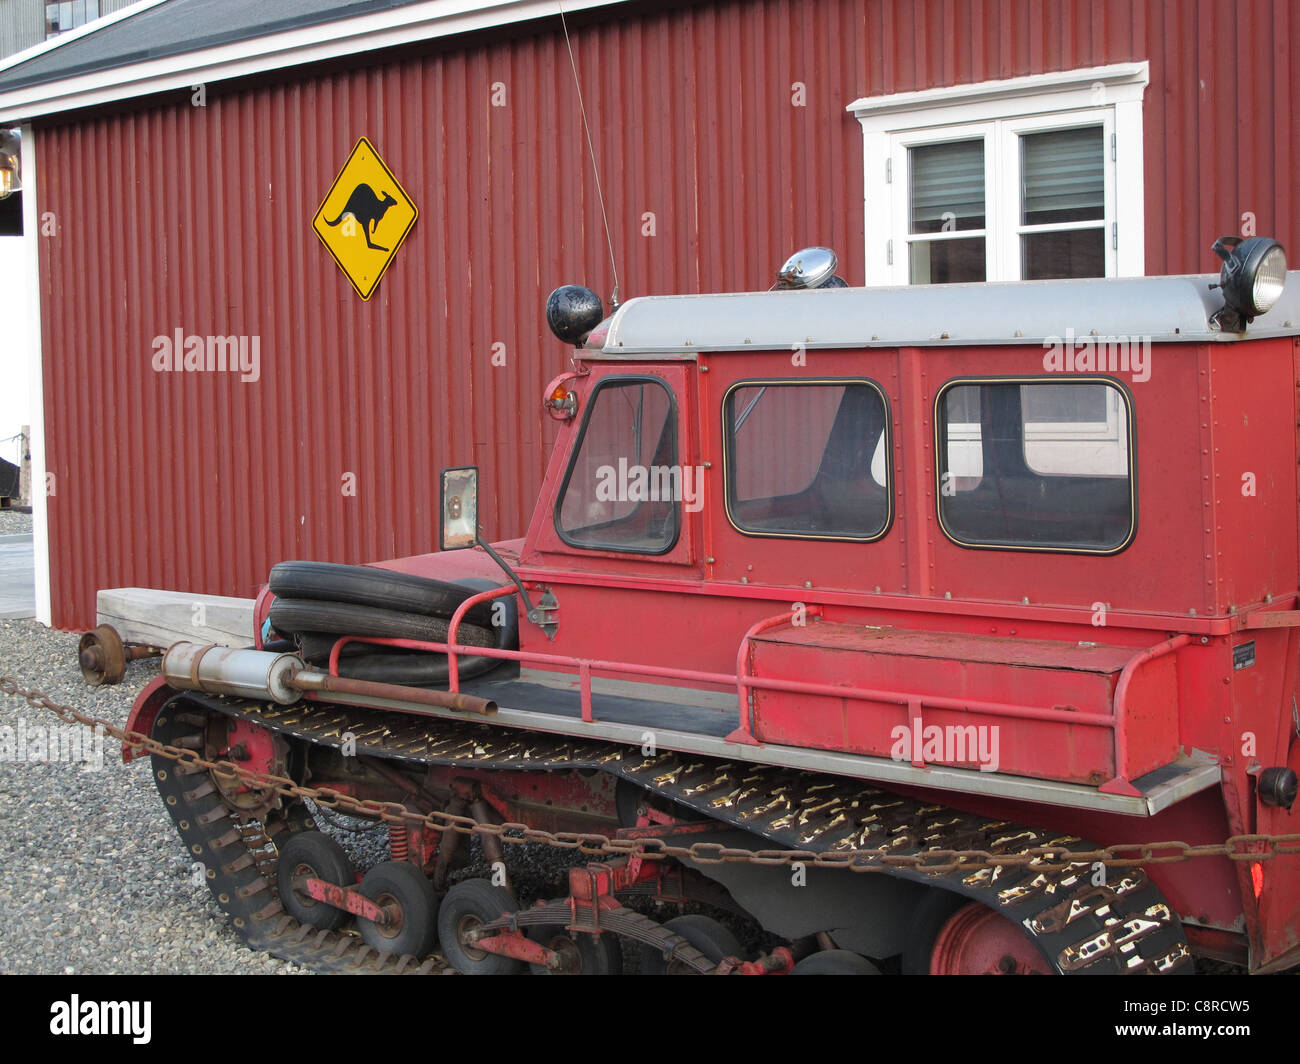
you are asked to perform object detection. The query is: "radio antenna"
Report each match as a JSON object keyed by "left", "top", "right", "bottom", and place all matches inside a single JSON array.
[{"left": 558, "top": 1, "right": 621, "bottom": 308}]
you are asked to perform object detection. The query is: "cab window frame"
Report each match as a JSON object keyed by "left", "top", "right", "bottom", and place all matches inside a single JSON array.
[
  {"left": 552, "top": 373, "right": 683, "bottom": 556},
  {"left": 721, "top": 377, "right": 895, "bottom": 543},
  {"left": 933, "top": 374, "right": 1138, "bottom": 555}
]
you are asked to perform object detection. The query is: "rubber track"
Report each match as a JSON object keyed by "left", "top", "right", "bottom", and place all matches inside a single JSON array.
[
  {"left": 159, "top": 695, "right": 1194, "bottom": 975},
  {"left": 150, "top": 707, "right": 442, "bottom": 974}
]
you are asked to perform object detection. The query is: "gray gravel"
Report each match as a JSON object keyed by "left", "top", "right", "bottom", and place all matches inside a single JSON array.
[
  {"left": 0, "top": 619, "right": 307, "bottom": 974},
  {"left": 0, "top": 510, "right": 32, "bottom": 536}
]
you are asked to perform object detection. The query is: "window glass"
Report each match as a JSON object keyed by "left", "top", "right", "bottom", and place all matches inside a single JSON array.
[
  {"left": 726, "top": 382, "right": 890, "bottom": 540},
  {"left": 908, "top": 139, "right": 986, "bottom": 284},
  {"left": 556, "top": 378, "right": 679, "bottom": 553},
  {"left": 938, "top": 381, "right": 1133, "bottom": 552},
  {"left": 1020, "top": 126, "right": 1106, "bottom": 279},
  {"left": 46, "top": 1, "right": 99, "bottom": 37}
]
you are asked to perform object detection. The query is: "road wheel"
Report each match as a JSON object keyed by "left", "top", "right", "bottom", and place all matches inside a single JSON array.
[
  {"left": 791, "top": 949, "right": 881, "bottom": 975},
  {"left": 640, "top": 914, "right": 744, "bottom": 974},
  {"left": 437, "top": 879, "right": 523, "bottom": 975},
  {"left": 276, "top": 831, "right": 354, "bottom": 932},
  {"left": 356, "top": 860, "right": 441, "bottom": 958},
  {"left": 527, "top": 925, "right": 623, "bottom": 975},
  {"left": 906, "top": 890, "right": 1052, "bottom": 975}
]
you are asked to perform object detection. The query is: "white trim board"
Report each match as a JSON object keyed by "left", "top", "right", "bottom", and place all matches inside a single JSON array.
[
  {"left": 847, "top": 62, "right": 1150, "bottom": 287},
  {"left": 19, "top": 121, "right": 49, "bottom": 625},
  {"left": 0, "top": 0, "right": 631, "bottom": 123}
]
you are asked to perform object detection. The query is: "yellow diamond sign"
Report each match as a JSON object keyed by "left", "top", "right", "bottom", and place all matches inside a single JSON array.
[{"left": 313, "top": 137, "right": 418, "bottom": 301}]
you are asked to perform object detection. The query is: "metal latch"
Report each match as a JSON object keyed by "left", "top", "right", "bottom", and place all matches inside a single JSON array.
[{"left": 527, "top": 588, "right": 560, "bottom": 641}]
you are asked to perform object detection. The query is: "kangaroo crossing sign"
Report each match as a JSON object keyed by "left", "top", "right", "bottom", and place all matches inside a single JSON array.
[{"left": 313, "top": 137, "right": 418, "bottom": 301}]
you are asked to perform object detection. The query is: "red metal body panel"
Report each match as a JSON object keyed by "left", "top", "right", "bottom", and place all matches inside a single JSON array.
[
  {"left": 747, "top": 625, "right": 1178, "bottom": 785},
  {"left": 32, "top": 0, "right": 1300, "bottom": 630}
]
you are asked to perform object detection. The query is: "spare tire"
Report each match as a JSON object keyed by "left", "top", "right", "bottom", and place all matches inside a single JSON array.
[
  {"left": 269, "top": 561, "right": 499, "bottom": 627},
  {"left": 332, "top": 651, "right": 502, "bottom": 686},
  {"left": 269, "top": 599, "right": 497, "bottom": 648}
]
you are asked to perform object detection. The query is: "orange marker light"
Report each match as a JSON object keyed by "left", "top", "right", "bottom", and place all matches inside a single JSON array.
[{"left": 1251, "top": 861, "right": 1264, "bottom": 898}]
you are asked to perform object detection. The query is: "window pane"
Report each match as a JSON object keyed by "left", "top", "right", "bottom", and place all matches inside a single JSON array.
[
  {"left": 726, "top": 383, "right": 890, "bottom": 539},
  {"left": 1021, "top": 384, "right": 1108, "bottom": 424},
  {"left": 1022, "top": 385, "right": 1127, "bottom": 477},
  {"left": 1021, "top": 127, "right": 1104, "bottom": 225},
  {"left": 938, "top": 381, "right": 1133, "bottom": 552},
  {"left": 556, "top": 378, "right": 679, "bottom": 553},
  {"left": 909, "top": 139, "right": 984, "bottom": 234},
  {"left": 1022, "top": 227, "right": 1105, "bottom": 279},
  {"left": 910, "top": 237, "right": 986, "bottom": 284}
]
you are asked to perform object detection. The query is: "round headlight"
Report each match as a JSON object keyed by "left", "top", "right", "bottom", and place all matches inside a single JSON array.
[
  {"left": 545, "top": 284, "right": 604, "bottom": 346},
  {"left": 1249, "top": 242, "right": 1287, "bottom": 315},
  {"left": 1214, "top": 235, "right": 1287, "bottom": 322},
  {"left": 776, "top": 247, "right": 838, "bottom": 289}
]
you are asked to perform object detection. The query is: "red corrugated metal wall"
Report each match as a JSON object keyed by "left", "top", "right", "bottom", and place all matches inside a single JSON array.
[{"left": 35, "top": 0, "right": 1299, "bottom": 628}]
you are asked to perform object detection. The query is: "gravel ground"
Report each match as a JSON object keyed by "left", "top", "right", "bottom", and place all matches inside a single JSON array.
[
  {"left": 0, "top": 619, "right": 310, "bottom": 974},
  {"left": 0, "top": 510, "right": 32, "bottom": 536}
]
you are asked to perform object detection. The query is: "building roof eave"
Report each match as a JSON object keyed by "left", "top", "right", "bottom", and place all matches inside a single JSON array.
[{"left": 0, "top": 0, "right": 630, "bottom": 124}]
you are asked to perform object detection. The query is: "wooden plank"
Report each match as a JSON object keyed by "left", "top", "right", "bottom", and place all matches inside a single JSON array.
[{"left": 95, "top": 587, "right": 254, "bottom": 648}]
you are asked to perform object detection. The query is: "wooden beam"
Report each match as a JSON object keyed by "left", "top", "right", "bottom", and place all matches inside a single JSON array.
[{"left": 95, "top": 587, "right": 254, "bottom": 648}]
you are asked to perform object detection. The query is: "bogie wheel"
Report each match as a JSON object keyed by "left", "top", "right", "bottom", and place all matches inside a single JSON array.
[
  {"left": 437, "top": 879, "right": 524, "bottom": 975},
  {"left": 276, "top": 831, "right": 355, "bottom": 932},
  {"left": 640, "top": 914, "right": 745, "bottom": 974},
  {"left": 905, "top": 890, "right": 1052, "bottom": 975},
  {"left": 527, "top": 925, "right": 623, "bottom": 975},
  {"left": 792, "top": 949, "right": 881, "bottom": 974},
  {"left": 356, "top": 860, "right": 441, "bottom": 958}
]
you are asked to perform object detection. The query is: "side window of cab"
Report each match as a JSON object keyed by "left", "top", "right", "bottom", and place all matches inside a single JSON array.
[{"left": 554, "top": 376, "right": 681, "bottom": 554}]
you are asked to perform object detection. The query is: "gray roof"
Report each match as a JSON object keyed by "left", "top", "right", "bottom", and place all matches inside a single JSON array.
[
  {"left": 0, "top": 0, "right": 425, "bottom": 94},
  {"left": 599, "top": 271, "right": 1300, "bottom": 355}
]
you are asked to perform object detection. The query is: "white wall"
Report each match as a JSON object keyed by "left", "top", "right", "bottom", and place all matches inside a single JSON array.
[{"left": 0, "top": 226, "right": 32, "bottom": 467}]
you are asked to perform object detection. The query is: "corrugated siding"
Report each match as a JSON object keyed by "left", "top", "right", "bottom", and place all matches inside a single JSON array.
[
  {"left": 0, "top": 0, "right": 44, "bottom": 62},
  {"left": 35, "top": 0, "right": 1300, "bottom": 628}
]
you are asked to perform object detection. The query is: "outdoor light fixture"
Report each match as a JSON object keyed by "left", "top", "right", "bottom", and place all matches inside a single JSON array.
[
  {"left": 775, "top": 246, "right": 848, "bottom": 289},
  {"left": 439, "top": 466, "right": 479, "bottom": 551},
  {"left": 545, "top": 284, "right": 604, "bottom": 346},
  {"left": 1258, "top": 767, "right": 1298, "bottom": 810},
  {"left": 1210, "top": 235, "right": 1287, "bottom": 331},
  {"left": 0, "top": 129, "right": 21, "bottom": 200}
]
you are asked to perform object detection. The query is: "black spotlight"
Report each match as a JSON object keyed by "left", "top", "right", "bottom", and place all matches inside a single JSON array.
[
  {"left": 1210, "top": 235, "right": 1287, "bottom": 331},
  {"left": 546, "top": 285, "right": 604, "bottom": 346},
  {"left": 1258, "top": 766, "right": 1298, "bottom": 810}
]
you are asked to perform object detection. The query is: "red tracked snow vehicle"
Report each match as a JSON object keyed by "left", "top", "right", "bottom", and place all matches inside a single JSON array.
[{"left": 125, "top": 238, "right": 1300, "bottom": 975}]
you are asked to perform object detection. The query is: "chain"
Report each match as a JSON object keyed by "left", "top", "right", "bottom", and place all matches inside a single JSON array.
[{"left": 5, "top": 676, "right": 1300, "bottom": 873}]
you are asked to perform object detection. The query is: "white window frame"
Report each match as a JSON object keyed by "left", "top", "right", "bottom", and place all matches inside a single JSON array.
[{"left": 847, "top": 62, "right": 1148, "bottom": 287}]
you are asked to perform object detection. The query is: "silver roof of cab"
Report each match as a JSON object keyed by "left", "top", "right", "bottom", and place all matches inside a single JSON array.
[{"left": 599, "top": 271, "right": 1300, "bottom": 356}]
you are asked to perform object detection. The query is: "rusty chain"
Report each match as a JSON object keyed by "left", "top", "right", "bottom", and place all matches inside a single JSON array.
[{"left": 4, "top": 676, "right": 1300, "bottom": 874}]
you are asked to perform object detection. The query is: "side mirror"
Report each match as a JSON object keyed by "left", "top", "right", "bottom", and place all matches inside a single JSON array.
[{"left": 439, "top": 466, "right": 479, "bottom": 550}]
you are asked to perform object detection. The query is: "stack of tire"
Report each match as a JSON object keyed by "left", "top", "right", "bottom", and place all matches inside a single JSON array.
[{"left": 265, "top": 561, "right": 517, "bottom": 687}]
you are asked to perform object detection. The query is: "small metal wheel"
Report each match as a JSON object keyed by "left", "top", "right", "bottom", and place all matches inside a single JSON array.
[
  {"left": 276, "top": 831, "right": 355, "bottom": 932},
  {"left": 437, "top": 879, "right": 523, "bottom": 975},
  {"left": 356, "top": 860, "right": 441, "bottom": 958},
  {"left": 78, "top": 625, "right": 127, "bottom": 686},
  {"left": 791, "top": 949, "right": 881, "bottom": 974},
  {"left": 640, "top": 914, "right": 744, "bottom": 974},
  {"left": 904, "top": 890, "right": 1051, "bottom": 975},
  {"left": 527, "top": 925, "right": 623, "bottom": 975}
]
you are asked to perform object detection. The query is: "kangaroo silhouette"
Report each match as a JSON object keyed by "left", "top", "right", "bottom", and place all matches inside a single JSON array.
[{"left": 326, "top": 184, "right": 398, "bottom": 251}]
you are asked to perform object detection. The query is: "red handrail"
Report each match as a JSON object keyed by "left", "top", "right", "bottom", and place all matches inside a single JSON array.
[{"left": 319, "top": 588, "right": 1185, "bottom": 785}]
